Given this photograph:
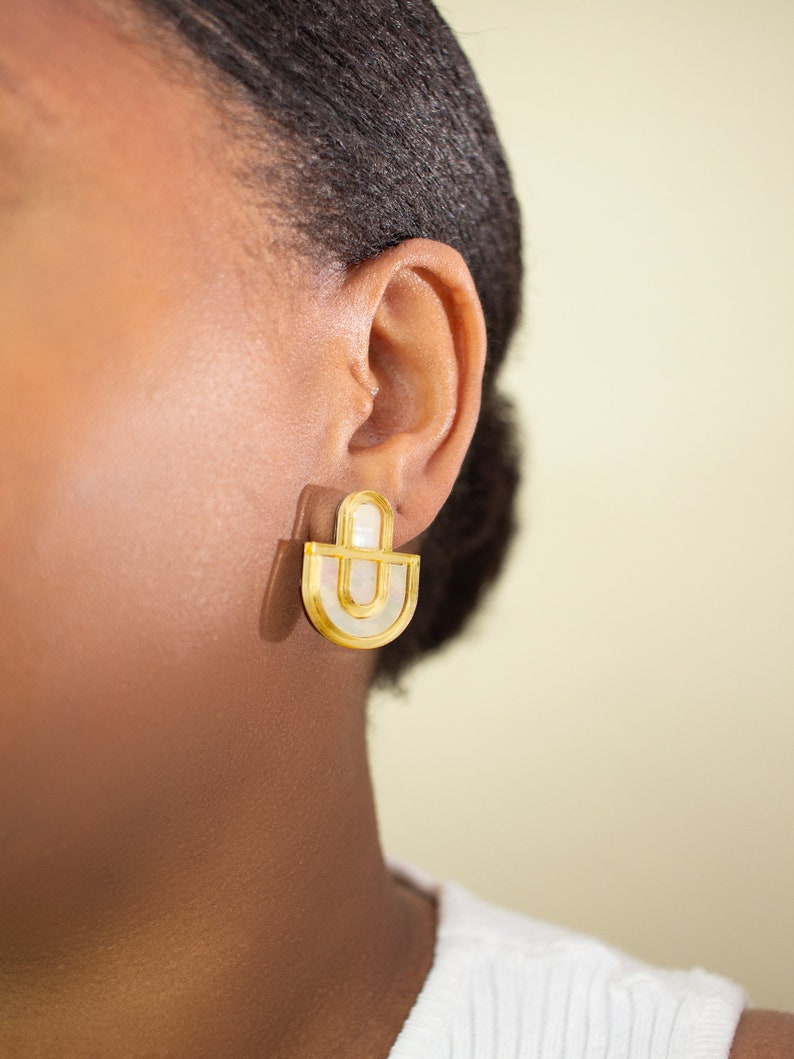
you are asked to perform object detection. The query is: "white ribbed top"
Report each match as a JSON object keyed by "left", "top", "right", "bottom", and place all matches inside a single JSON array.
[{"left": 388, "top": 864, "right": 746, "bottom": 1059}]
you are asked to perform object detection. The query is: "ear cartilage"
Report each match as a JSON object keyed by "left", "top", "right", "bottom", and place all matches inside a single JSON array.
[{"left": 301, "top": 491, "right": 420, "bottom": 649}]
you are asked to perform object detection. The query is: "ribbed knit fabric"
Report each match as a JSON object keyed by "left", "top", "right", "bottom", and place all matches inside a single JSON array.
[{"left": 388, "top": 863, "right": 746, "bottom": 1059}]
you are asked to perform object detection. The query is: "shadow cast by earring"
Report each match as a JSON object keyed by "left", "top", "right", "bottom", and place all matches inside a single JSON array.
[{"left": 258, "top": 484, "right": 341, "bottom": 643}]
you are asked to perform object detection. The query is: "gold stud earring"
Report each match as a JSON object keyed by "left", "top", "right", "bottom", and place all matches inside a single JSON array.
[{"left": 301, "top": 491, "right": 420, "bottom": 649}]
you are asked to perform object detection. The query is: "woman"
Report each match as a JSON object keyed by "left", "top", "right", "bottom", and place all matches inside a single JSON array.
[{"left": 1, "top": 1, "right": 791, "bottom": 1055}]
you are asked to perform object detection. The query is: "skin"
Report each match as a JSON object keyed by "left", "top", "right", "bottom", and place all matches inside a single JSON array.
[
  {"left": 0, "top": 2, "right": 789, "bottom": 1056},
  {"left": 0, "top": 2, "right": 487, "bottom": 1056}
]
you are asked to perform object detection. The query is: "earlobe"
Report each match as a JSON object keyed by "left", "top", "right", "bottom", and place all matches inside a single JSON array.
[{"left": 342, "top": 239, "right": 486, "bottom": 545}]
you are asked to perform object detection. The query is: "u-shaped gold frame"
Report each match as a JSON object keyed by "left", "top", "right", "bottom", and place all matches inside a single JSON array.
[{"left": 301, "top": 492, "right": 420, "bottom": 649}]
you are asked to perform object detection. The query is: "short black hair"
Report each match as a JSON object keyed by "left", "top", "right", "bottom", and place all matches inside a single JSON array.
[{"left": 131, "top": 0, "right": 523, "bottom": 683}]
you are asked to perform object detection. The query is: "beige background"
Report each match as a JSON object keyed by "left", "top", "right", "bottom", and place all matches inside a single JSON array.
[{"left": 369, "top": 0, "right": 794, "bottom": 1011}]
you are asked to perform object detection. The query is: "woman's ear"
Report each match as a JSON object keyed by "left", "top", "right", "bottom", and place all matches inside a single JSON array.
[{"left": 338, "top": 238, "right": 486, "bottom": 546}]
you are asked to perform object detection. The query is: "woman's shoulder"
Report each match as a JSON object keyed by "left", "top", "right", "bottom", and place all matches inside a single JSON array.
[
  {"left": 388, "top": 861, "right": 747, "bottom": 1059},
  {"left": 729, "top": 1010, "right": 794, "bottom": 1058}
]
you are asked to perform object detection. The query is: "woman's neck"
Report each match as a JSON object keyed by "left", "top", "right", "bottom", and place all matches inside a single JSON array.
[{"left": 1, "top": 679, "right": 436, "bottom": 1058}]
